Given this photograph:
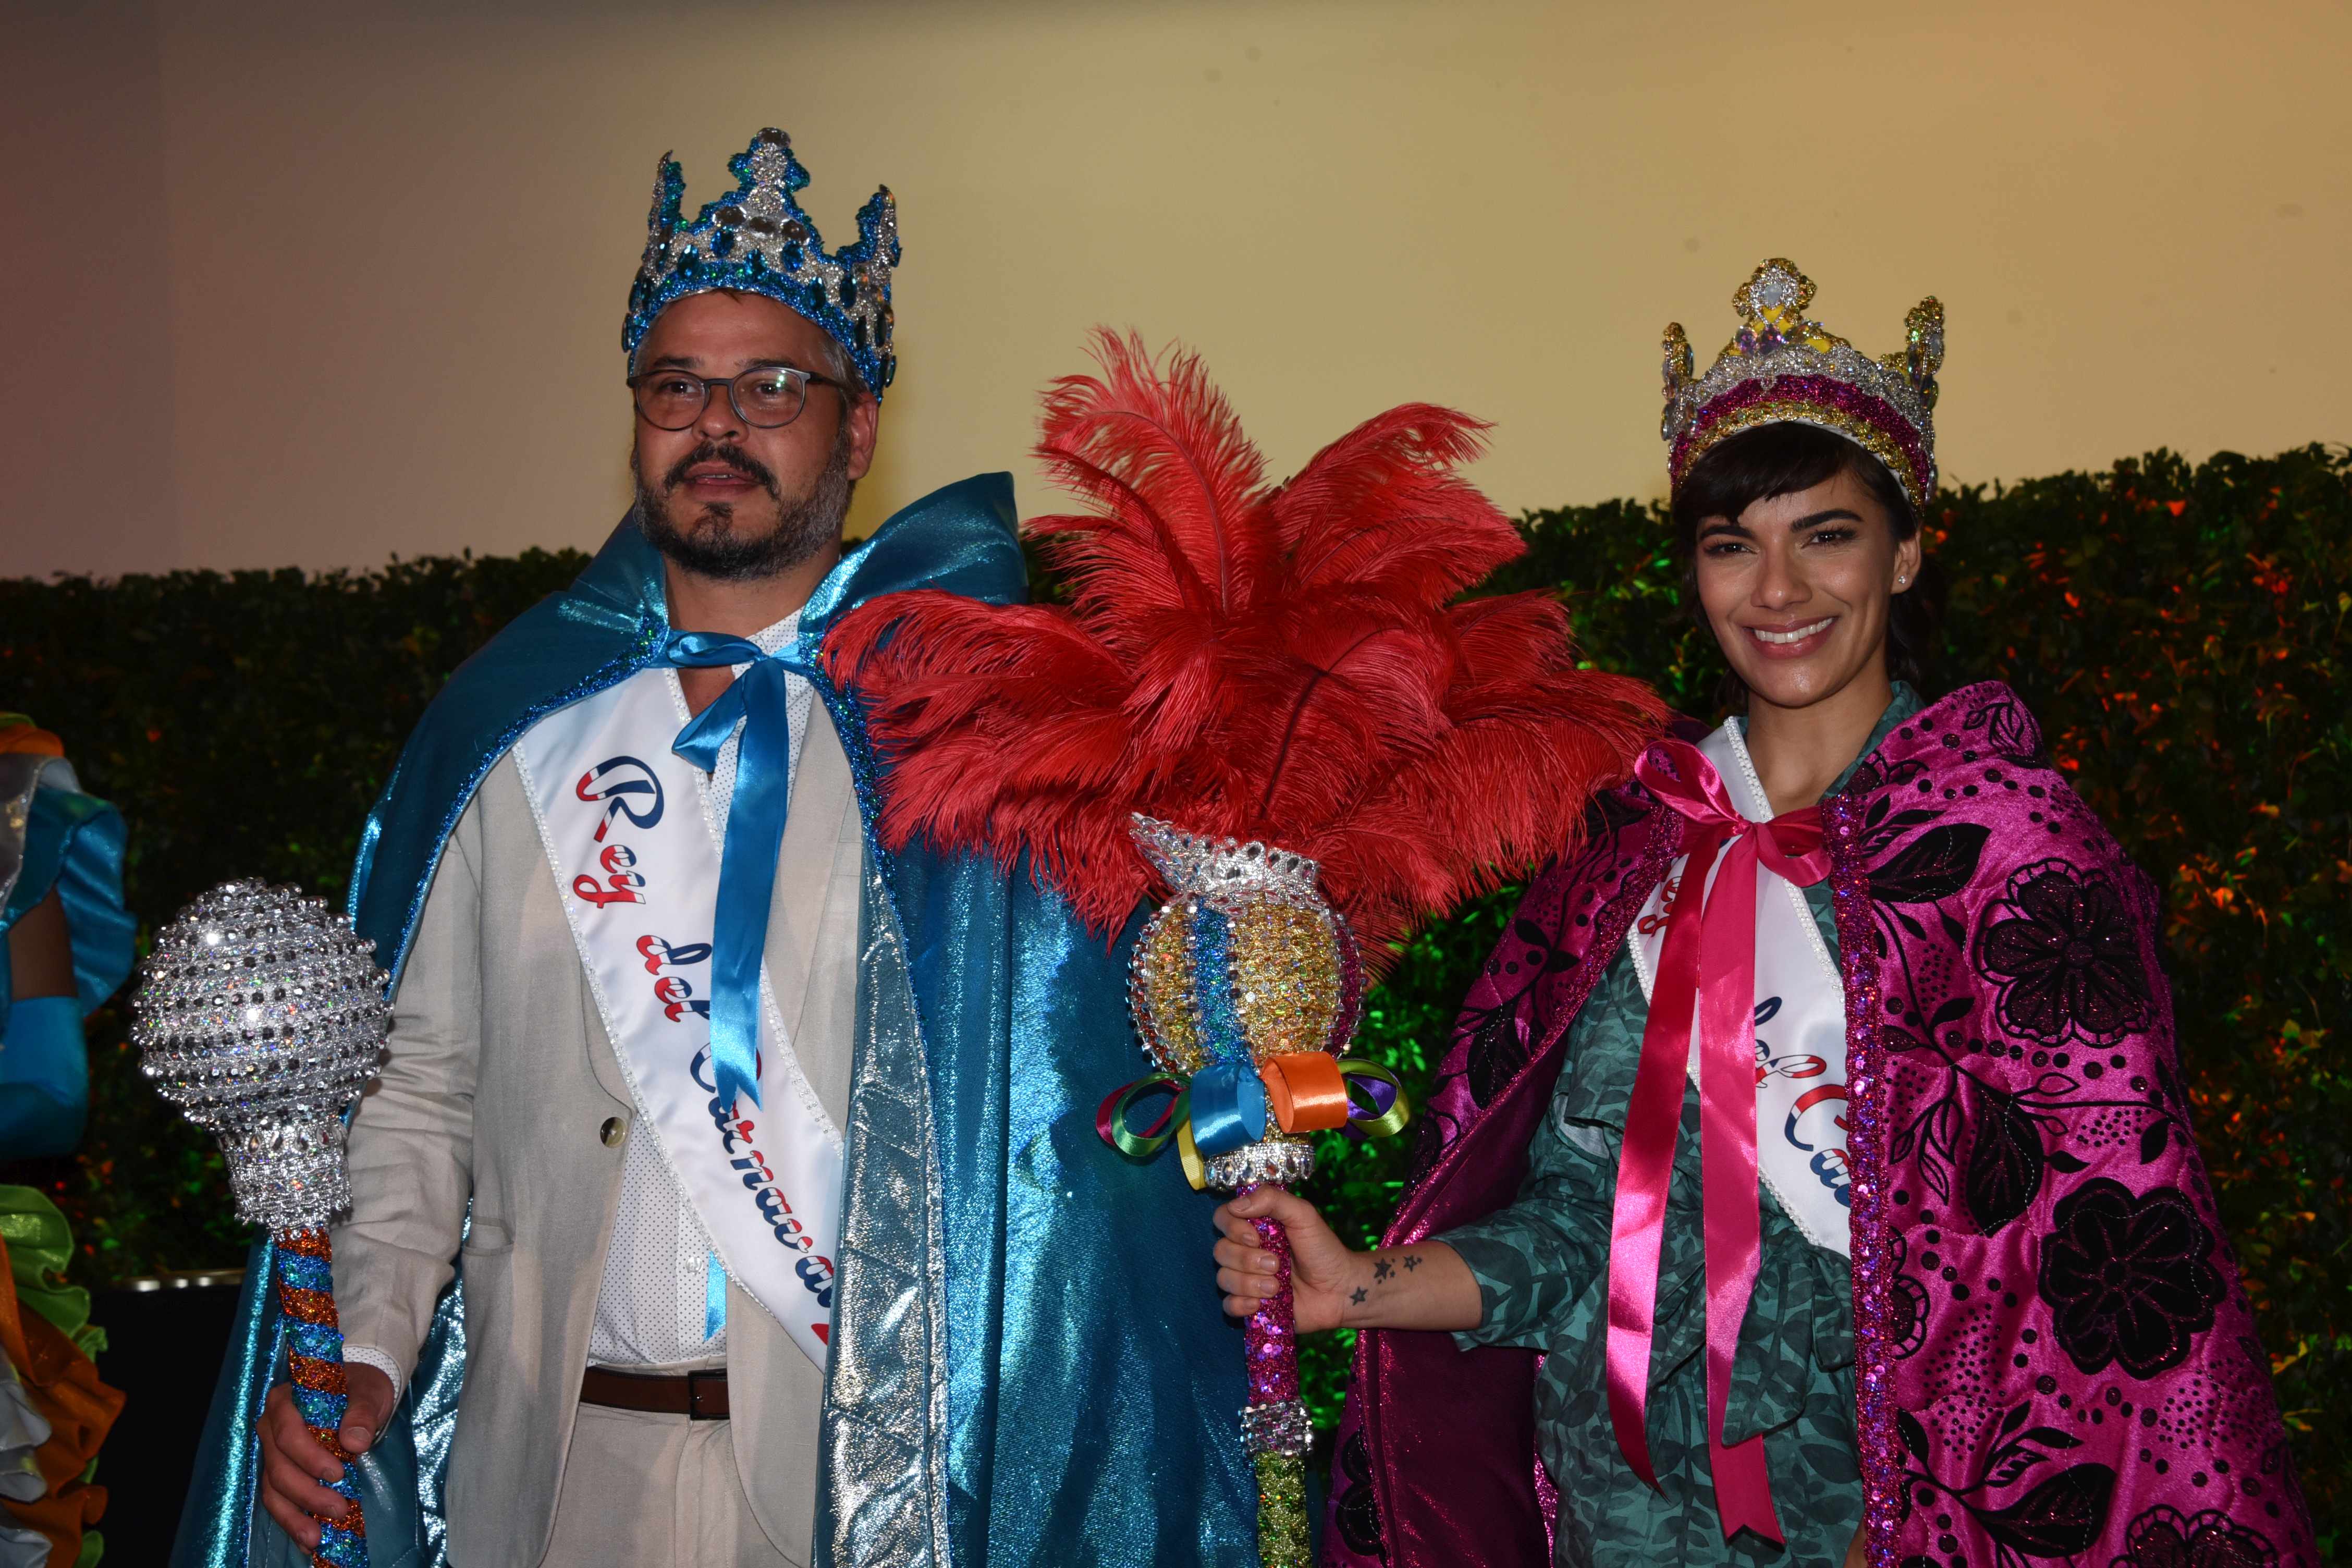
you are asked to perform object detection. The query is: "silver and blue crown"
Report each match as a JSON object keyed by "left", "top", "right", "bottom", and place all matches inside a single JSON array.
[{"left": 623, "top": 128, "right": 900, "bottom": 396}]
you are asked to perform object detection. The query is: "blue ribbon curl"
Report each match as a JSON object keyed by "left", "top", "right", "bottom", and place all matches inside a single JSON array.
[{"left": 1186, "top": 1060, "right": 1269, "bottom": 1158}]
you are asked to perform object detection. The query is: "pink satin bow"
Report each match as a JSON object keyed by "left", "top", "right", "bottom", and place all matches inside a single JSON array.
[{"left": 1605, "top": 739, "right": 1828, "bottom": 1543}]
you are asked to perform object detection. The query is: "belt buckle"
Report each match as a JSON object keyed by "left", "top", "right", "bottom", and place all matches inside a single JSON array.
[{"left": 686, "top": 1368, "right": 726, "bottom": 1421}]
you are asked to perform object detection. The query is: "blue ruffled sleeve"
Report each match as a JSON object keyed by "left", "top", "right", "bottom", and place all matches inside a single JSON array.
[{"left": 1, "top": 756, "right": 133, "bottom": 1156}]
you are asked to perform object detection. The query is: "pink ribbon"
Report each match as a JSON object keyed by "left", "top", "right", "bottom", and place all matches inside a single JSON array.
[{"left": 1605, "top": 739, "right": 1827, "bottom": 1544}]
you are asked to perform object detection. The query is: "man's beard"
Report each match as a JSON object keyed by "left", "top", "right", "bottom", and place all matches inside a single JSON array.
[{"left": 635, "top": 421, "right": 854, "bottom": 581}]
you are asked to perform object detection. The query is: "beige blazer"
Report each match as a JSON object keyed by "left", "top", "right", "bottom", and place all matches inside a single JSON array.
[{"left": 329, "top": 700, "right": 864, "bottom": 1568}]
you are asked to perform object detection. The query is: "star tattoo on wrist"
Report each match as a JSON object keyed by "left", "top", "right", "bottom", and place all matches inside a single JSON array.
[
  {"left": 1402, "top": 1254, "right": 1422, "bottom": 1271},
  {"left": 1372, "top": 1258, "right": 1393, "bottom": 1282},
  {"left": 1350, "top": 1287, "right": 1367, "bottom": 1305}
]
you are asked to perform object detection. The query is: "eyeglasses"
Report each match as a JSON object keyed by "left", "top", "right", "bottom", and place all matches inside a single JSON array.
[{"left": 625, "top": 364, "right": 849, "bottom": 431}]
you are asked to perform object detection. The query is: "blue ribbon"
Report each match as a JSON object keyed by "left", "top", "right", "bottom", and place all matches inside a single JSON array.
[
  {"left": 661, "top": 629, "right": 818, "bottom": 1111},
  {"left": 1186, "top": 1061, "right": 1269, "bottom": 1158},
  {"left": 705, "top": 1250, "right": 729, "bottom": 1340}
]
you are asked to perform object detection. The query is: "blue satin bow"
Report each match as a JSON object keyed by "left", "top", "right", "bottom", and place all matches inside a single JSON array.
[{"left": 660, "top": 628, "right": 818, "bottom": 1111}]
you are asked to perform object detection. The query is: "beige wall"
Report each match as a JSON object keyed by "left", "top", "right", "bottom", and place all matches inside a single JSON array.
[{"left": 4, "top": 0, "right": 2346, "bottom": 580}]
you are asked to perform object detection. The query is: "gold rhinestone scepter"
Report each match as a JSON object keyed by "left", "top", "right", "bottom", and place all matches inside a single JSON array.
[
  {"left": 129, "top": 880, "right": 391, "bottom": 1568},
  {"left": 1102, "top": 819, "right": 1406, "bottom": 1566}
]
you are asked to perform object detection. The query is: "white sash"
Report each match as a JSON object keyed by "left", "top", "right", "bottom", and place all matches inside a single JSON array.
[
  {"left": 512, "top": 667, "right": 842, "bottom": 1364},
  {"left": 1626, "top": 720, "right": 1853, "bottom": 1256}
]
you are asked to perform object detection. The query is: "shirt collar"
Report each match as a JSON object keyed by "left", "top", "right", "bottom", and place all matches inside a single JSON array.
[{"left": 749, "top": 609, "right": 803, "bottom": 658}]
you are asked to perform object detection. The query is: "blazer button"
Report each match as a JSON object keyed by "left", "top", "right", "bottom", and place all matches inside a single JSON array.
[{"left": 601, "top": 1116, "right": 627, "bottom": 1147}]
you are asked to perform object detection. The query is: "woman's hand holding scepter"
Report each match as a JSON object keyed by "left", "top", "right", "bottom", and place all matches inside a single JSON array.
[{"left": 1214, "top": 1189, "right": 1480, "bottom": 1333}]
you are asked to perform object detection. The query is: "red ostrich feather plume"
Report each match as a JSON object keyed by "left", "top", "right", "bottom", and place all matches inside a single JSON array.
[{"left": 825, "top": 330, "right": 1665, "bottom": 961}]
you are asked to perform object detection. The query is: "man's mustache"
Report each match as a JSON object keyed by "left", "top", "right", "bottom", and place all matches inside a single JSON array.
[{"left": 663, "top": 443, "right": 780, "bottom": 498}]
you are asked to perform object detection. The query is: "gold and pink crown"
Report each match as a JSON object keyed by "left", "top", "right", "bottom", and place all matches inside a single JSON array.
[{"left": 1661, "top": 259, "right": 1944, "bottom": 514}]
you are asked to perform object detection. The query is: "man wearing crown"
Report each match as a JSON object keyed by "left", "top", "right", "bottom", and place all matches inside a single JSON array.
[
  {"left": 176, "top": 129, "right": 1256, "bottom": 1568},
  {"left": 1212, "top": 262, "right": 2316, "bottom": 1566}
]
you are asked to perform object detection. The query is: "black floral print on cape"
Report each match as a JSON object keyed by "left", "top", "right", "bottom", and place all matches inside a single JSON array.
[
  {"left": 2038, "top": 1178, "right": 2224, "bottom": 1379},
  {"left": 1957, "top": 690, "right": 2050, "bottom": 769},
  {"left": 1332, "top": 1429, "right": 1387, "bottom": 1561},
  {"left": 1872, "top": 826, "right": 2189, "bottom": 1238},
  {"left": 2111, "top": 1504, "right": 2280, "bottom": 1568},
  {"left": 1882, "top": 1229, "right": 1930, "bottom": 1360},
  {"left": 1979, "top": 859, "right": 2152, "bottom": 1047},
  {"left": 1897, "top": 1396, "right": 2117, "bottom": 1562}
]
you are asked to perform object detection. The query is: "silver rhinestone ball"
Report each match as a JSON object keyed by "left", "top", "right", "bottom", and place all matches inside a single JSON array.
[{"left": 128, "top": 879, "right": 391, "bottom": 1230}]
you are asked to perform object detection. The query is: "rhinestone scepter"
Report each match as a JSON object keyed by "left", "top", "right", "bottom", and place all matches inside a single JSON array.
[
  {"left": 1119, "top": 817, "right": 1395, "bottom": 1568},
  {"left": 130, "top": 879, "right": 392, "bottom": 1568}
]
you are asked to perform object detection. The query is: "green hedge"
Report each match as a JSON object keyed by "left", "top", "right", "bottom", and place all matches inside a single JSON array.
[
  {"left": 0, "top": 554, "right": 591, "bottom": 1281},
  {"left": 3, "top": 445, "right": 2345, "bottom": 1543}
]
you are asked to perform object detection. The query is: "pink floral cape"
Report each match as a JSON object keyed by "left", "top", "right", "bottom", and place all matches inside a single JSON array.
[{"left": 1324, "top": 682, "right": 2315, "bottom": 1568}]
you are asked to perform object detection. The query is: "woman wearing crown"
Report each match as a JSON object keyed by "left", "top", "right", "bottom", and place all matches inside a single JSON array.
[{"left": 1212, "top": 261, "right": 2316, "bottom": 1567}]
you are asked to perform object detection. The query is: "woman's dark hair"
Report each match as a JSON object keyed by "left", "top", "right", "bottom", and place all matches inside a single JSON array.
[{"left": 1670, "top": 421, "right": 1945, "bottom": 710}]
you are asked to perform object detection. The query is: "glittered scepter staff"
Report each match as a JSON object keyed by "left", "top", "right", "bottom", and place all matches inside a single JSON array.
[
  {"left": 1107, "top": 815, "right": 1404, "bottom": 1552},
  {"left": 828, "top": 332, "right": 1663, "bottom": 1566},
  {"left": 130, "top": 880, "right": 393, "bottom": 1568}
]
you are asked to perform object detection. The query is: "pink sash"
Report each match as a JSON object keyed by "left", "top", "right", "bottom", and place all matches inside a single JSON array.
[{"left": 1605, "top": 740, "right": 1828, "bottom": 1542}]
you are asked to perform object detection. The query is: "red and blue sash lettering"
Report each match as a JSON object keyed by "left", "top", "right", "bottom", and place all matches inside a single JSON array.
[{"left": 514, "top": 668, "right": 842, "bottom": 1366}]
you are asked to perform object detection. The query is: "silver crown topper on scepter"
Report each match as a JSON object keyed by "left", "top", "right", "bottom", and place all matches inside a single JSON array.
[{"left": 129, "top": 880, "right": 392, "bottom": 1231}]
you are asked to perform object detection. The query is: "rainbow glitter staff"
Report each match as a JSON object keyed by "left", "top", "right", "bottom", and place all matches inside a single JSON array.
[
  {"left": 1100, "top": 819, "right": 1407, "bottom": 1565},
  {"left": 129, "top": 880, "right": 393, "bottom": 1568}
]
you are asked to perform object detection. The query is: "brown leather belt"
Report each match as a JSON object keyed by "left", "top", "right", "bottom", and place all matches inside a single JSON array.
[{"left": 580, "top": 1365, "right": 730, "bottom": 1420}]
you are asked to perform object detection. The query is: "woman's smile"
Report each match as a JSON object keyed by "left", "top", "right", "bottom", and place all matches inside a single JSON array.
[{"left": 1745, "top": 616, "right": 1839, "bottom": 656}]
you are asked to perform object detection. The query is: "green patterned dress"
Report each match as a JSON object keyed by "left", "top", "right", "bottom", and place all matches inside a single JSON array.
[{"left": 1439, "top": 687, "right": 1919, "bottom": 1566}]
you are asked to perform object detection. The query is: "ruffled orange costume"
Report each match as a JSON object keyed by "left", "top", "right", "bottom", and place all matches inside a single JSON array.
[{"left": 0, "top": 1226, "right": 124, "bottom": 1563}]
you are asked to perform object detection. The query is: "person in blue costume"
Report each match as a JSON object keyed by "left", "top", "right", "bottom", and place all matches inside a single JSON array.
[
  {"left": 0, "top": 715, "right": 133, "bottom": 1567},
  {"left": 0, "top": 716, "right": 133, "bottom": 1158},
  {"left": 179, "top": 128, "right": 1254, "bottom": 1568}
]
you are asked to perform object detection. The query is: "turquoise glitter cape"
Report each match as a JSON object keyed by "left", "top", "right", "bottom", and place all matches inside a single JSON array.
[{"left": 172, "top": 474, "right": 1258, "bottom": 1568}]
